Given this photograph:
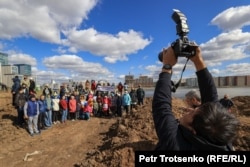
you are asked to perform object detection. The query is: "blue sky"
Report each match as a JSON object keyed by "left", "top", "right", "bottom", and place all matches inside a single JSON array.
[{"left": 1, "top": 0, "right": 250, "bottom": 85}]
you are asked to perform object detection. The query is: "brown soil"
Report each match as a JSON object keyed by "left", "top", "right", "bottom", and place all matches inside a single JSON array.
[{"left": 0, "top": 92, "right": 250, "bottom": 167}]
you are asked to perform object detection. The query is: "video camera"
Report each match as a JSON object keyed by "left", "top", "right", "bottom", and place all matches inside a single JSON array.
[{"left": 158, "top": 9, "right": 198, "bottom": 61}]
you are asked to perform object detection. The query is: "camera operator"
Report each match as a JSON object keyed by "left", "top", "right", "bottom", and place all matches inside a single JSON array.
[{"left": 152, "top": 46, "right": 239, "bottom": 151}]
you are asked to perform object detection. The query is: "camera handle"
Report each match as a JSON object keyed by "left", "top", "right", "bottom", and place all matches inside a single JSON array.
[{"left": 171, "top": 57, "right": 190, "bottom": 92}]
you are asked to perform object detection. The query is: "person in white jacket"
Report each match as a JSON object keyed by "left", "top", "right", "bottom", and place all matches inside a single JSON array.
[{"left": 52, "top": 92, "right": 60, "bottom": 124}]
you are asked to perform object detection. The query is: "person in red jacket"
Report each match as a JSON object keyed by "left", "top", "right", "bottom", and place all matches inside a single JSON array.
[
  {"left": 81, "top": 99, "right": 93, "bottom": 120},
  {"left": 91, "top": 80, "right": 96, "bottom": 94},
  {"left": 60, "top": 95, "right": 68, "bottom": 123},
  {"left": 68, "top": 95, "right": 77, "bottom": 121},
  {"left": 102, "top": 95, "right": 109, "bottom": 116}
]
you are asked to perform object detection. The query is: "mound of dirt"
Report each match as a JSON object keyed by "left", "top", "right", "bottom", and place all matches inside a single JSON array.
[
  {"left": 0, "top": 92, "right": 250, "bottom": 167},
  {"left": 75, "top": 96, "right": 250, "bottom": 167}
]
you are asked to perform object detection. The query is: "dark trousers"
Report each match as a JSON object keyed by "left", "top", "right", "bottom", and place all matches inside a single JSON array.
[
  {"left": 12, "top": 94, "right": 16, "bottom": 106},
  {"left": 52, "top": 110, "right": 60, "bottom": 122},
  {"left": 138, "top": 98, "right": 144, "bottom": 105},
  {"left": 117, "top": 106, "right": 122, "bottom": 117},
  {"left": 124, "top": 105, "right": 129, "bottom": 114},
  {"left": 38, "top": 112, "right": 46, "bottom": 130},
  {"left": 130, "top": 103, "right": 136, "bottom": 110},
  {"left": 69, "top": 112, "right": 76, "bottom": 120},
  {"left": 16, "top": 107, "right": 25, "bottom": 126}
]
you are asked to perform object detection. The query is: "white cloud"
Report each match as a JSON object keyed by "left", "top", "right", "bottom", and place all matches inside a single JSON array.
[
  {"left": 211, "top": 5, "right": 250, "bottom": 31},
  {"left": 148, "top": 26, "right": 250, "bottom": 78},
  {"left": 0, "top": 0, "right": 98, "bottom": 43},
  {"left": 53, "top": 46, "right": 67, "bottom": 54},
  {"left": 43, "top": 54, "right": 113, "bottom": 80},
  {"left": 31, "top": 0, "right": 98, "bottom": 28},
  {"left": 225, "top": 63, "right": 250, "bottom": 76},
  {"left": 201, "top": 29, "right": 250, "bottom": 64},
  {"left": 32, "top": 69, "right": 69, "bottom": 85},
  {"left": 210, "top": 68, "right": 220, "bottom": 75},
  {"left": 8, "top": 53, "right": 37, "bottom": 66},
  {"left": 63, "top": 28, "right": 152, "bottom": 63}
]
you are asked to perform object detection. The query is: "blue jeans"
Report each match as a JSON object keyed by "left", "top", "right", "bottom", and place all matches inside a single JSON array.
[
  {"left": 80, "top": 112, "right": 90, "bottom": 120},
  {"left": 61, "top": 109, "right": 68, "bottom": 122},
  {"left": 45, "top": 110, "right": 52, "bottom": 127}
]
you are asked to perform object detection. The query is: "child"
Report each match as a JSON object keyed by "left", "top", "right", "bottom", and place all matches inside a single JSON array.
[
  {"left": 93, "top": 97, "right": 99, "bottom": 116},
  {"left": 24, "top": 94, "right": 40, "bottom": 136},
  {"left": 45, "top": 95, "right": 53, "bottom": 127},
  {"left": 102, "top": 96, "right": 109, "bottom": 116},
  {"left": 78, "top": 95, "right": 86, "bottom": 119},
  {"left": 59, "top": 95, "right": 68, "bottom": 123},
  {"left": 68, "top": 95, "right": 77, "bottom": 121},
  {"left": 52, "top": 94, "right": 60, "bottom": 124},
  {"left": 38, "top": 95, "right": 46, "bottom": 130},
  {"left": 81, "top": 100, "right": 93, "bottom": 121}
]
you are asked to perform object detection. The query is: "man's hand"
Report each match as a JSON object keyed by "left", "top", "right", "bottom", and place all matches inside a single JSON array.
[
  {"left": 162, "top": 47, "right": 177, "bottom": 66},
  {"left": 189, "top": 47, "right": 206, "bottom": 71},
  {"left": 161, "top": 47, "right": 177, "bottom": 73}
]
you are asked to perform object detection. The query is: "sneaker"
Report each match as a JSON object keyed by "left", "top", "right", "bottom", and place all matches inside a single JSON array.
[
  {"left": 57, "top": 121, "right": 60, "bottom": 124},
  {"left": 34, "top": 131, "right": 40, "bottom": 135},
  {"left": 72, "top": 119, "right": 75, "bottom": 121},
  {"left": 53, "top": 122, "right": 57, "bottom": 125},
  {"left": 30, "top": 133, "right": 34, "bottom": 137}
]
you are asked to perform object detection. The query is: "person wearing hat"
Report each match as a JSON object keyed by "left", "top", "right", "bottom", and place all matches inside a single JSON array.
[{"left": 24, "top": 94, "right": 40, "bottom": 136}]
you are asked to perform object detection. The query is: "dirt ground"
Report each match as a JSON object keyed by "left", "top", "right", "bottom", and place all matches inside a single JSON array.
[{"left": 0, "top": 92, "right": 250, "bottom": 167}]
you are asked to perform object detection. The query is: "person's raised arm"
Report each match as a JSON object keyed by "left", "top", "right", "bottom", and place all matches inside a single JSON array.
[
  {"left": 152, "top": 47, "right": 179, "bottom": 150},
  {"left": 190, "top": 47, "right": 218, "bottom": 103}
]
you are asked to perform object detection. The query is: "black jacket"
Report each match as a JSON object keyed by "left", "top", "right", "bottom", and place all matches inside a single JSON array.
[
  {"left": 152, "top": 68, "right": 232, "bottom": 151},
  {"left": 219, "top": 98, "right": 234, "bottom": 109}
]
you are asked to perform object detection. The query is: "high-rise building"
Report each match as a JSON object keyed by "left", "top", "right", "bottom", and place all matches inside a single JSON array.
[
  {"left": 14, "top": 64, "right": 32, "bottom": 76},
  {"left": 0, "top": 52, "right": 8, "bottom": 65},
  {"left": 1, "top": 65, "right": 19, "bottom": 87},
  {"left": 1, "top": 65, "right": 19, "bottom": 75},
  {"left": 124, "top": 74, "right": 154, "bottom": 88}
]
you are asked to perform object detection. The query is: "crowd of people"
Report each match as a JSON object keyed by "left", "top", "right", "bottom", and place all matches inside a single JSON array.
[{"left": 11, "top": 76, "right": 146, "bottom": 136}]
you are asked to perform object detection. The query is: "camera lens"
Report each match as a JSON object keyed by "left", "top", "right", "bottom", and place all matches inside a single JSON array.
[{"left": 158, "top": 51, "right": 163, "bottom": 62}]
